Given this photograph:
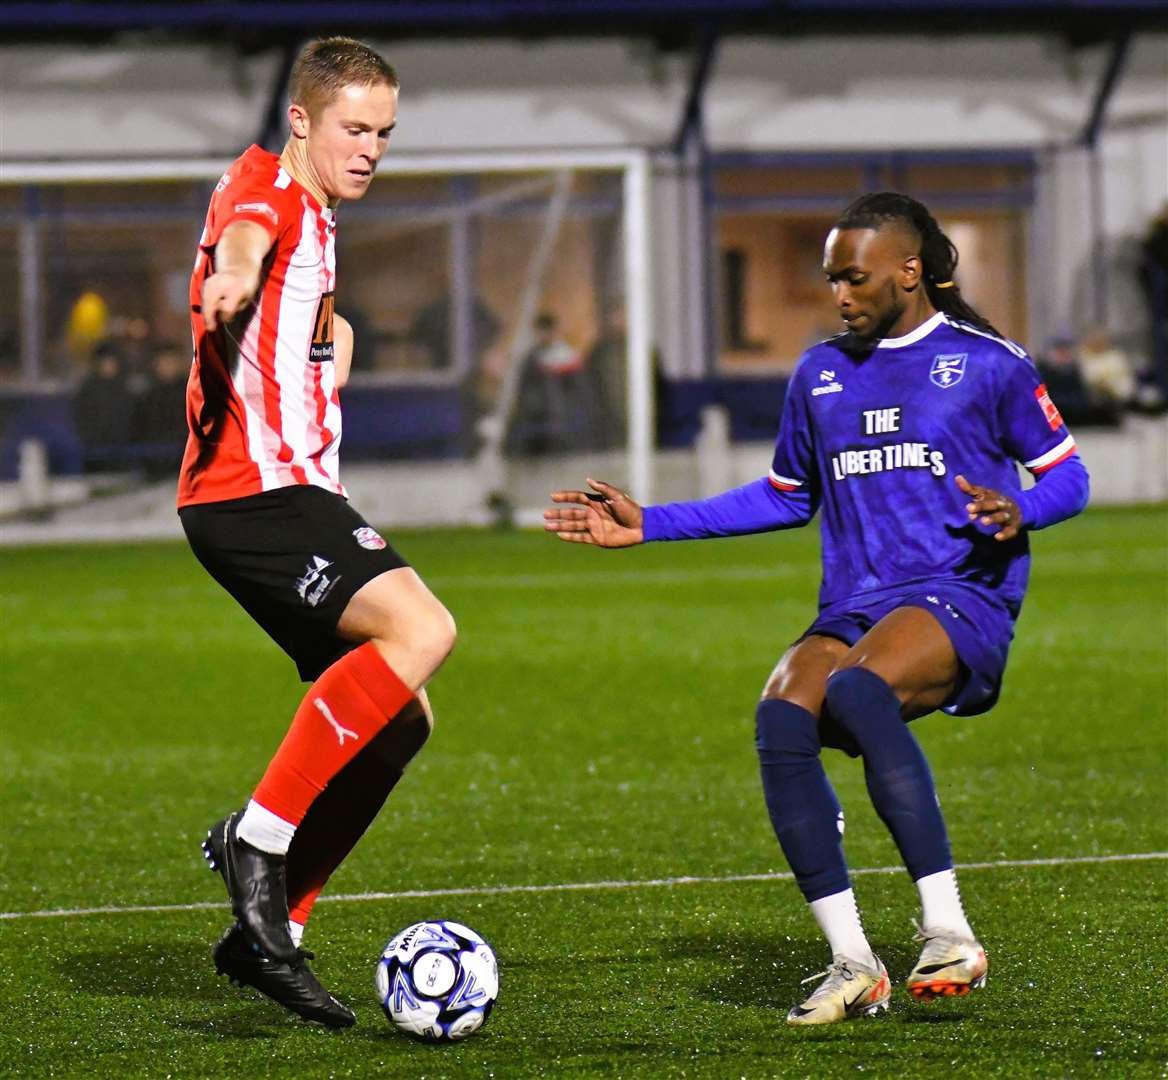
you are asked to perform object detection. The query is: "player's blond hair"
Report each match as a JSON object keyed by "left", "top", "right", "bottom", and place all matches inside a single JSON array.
[{"left": 289, "top": 37, "right": 398, "bottom": 118}]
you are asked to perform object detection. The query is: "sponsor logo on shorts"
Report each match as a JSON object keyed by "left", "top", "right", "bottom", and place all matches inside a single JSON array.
[
  {"left": 295, "top": 555, "right": 341, "bottom": 608},
  {"left": 925, "top": 594, "right": 960, "bottom": 620},
  {"left": 929, "top": 353, "right": 966, "bottom": 389},
  {"left": 353, "top": 526, "right": 387, "bottom": 551}
]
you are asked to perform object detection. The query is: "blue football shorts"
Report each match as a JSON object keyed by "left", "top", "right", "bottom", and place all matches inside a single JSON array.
[{"left": 799, "top": 581, "right": 1016, "bottom": 752}]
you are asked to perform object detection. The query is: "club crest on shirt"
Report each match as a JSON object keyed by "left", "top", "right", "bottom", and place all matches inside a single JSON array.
[
  {"left": 353, "top": 526, "right": 387, "bottom": 551},
  {"left": 929, "top": 353, "right": 967, "bottom": 389}
]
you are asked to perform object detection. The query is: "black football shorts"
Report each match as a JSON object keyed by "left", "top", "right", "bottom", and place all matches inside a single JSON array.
[{"left": 179, "top": 484, "right": 410, "bottom": 681}]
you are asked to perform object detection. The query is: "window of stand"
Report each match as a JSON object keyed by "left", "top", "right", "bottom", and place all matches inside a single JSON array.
[{"left": 712, "top": 154, "right": 1035, "bottom": 372}]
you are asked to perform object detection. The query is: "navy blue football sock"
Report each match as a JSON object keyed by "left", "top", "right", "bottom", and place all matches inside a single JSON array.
[
  {"left": 755, "top": 698, "right": 850, "bottom": 902},
  {"left": 824, "top": 667, "right": 952, "bottom": 881}
]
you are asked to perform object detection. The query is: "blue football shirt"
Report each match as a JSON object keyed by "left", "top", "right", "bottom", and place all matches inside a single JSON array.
[{"left": 769, "top": 312, "right": 1077, "bottom": 615}]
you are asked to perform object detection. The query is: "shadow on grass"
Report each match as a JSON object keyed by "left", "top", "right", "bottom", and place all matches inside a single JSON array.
[
  {"left": 168, "top": 1016, "right": 289, "bottom": 1040},
  {"left": 59, "top": 941, "right": 322, "bottom": 1039},
  {"left": 669, "top": 931, "right": 959, "bottom": 1020},
  {"left": 62, "top": 941, "right": 238, "bottom": 1003},
  {"left": 898, "top": 1011, "right": 969, "bottom": 1024}
]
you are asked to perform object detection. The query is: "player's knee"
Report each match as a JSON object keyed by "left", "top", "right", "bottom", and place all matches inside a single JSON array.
[
  {"left": 430, "top": 604, "right": 457, "bottom": 663},
  {"left": 823, "top": 666, "right": 897, "bottom": 734},
  {"left": 755, "top": 698, "right": 820, "bottom": 764},
  {"left": 411, "top": 601, "right": 457, "bottom": 674}
]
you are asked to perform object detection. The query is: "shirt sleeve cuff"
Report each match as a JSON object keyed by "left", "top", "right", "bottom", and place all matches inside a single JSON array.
[{"left": 641, "top": 505, "right": 663, "bottom": 542}]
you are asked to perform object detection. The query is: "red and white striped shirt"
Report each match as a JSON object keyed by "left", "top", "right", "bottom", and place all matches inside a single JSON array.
[{"left": 178, "top": 145, "right": 342, "bottom": 507}]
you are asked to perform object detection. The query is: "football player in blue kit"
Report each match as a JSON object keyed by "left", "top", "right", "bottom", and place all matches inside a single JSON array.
[{"left": 543, "top": 192, "right": 1089, "bottom": 1025}]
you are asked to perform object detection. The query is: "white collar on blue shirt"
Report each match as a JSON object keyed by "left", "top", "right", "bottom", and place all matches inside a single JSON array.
[{"left": 875, "top": 311, "right": 947, "bottom": 349}]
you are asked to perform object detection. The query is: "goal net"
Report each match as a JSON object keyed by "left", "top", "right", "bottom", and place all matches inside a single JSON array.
[{"left": 0, "top": 150, "right": 654, "bottom": 533}]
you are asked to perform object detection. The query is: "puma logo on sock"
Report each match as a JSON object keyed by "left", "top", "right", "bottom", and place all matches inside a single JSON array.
[{"left": 313, "top": 697, "right": 358, "bottom": 745}]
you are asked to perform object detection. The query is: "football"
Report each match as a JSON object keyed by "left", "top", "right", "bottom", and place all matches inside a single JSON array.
[{"left": 375, "top": 920, "right": 499, "bottom": 1041}]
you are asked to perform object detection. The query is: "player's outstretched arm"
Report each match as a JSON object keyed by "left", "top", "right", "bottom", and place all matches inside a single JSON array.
[
  {"left": 955, "top": 474, "right": 1022, "bottom": 542},
  {"left": 544, "top": 478, "right": 644, "bottom": 548},
  {"left": 202, "top": 220, "right": 274, "bottom": 331}
]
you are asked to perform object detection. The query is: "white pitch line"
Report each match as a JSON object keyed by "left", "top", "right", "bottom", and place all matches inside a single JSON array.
[{"left": 1, "top": 851, "right": 1164, "bottom": 923}]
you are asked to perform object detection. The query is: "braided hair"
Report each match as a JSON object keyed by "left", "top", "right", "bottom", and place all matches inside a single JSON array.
[{"left": 834, "top": 192, "right": 1003, "bottom": 338}]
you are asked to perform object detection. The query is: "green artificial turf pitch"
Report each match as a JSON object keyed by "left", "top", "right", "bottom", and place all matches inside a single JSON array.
[{"left": 1, "top": 506, "right": 1165, "bottom": 1078}]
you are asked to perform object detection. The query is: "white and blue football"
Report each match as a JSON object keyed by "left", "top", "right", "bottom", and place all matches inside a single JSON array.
[{"left": 375, "top": 920, "right": 499, "bottom": 1041}]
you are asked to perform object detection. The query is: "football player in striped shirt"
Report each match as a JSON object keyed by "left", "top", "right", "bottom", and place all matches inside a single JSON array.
[
  {"left": 179, "top": 38, "right": 451, "bottom": 1028},
  {"left": 544, "top": 192, "right": 1089, "bottom": 1025}
]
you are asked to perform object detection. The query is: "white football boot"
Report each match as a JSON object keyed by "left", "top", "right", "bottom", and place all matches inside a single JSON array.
[
  {"left": 906, "top": 923, "right": 988, "bottom": 1001},
  {"left": 786, "top": 955, "right": 891, "bottom": 1025}
]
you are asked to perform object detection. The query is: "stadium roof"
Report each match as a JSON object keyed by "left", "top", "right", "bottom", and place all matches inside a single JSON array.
[{"left": 2, "top": 0, "right": 1165, "bottom": 46}]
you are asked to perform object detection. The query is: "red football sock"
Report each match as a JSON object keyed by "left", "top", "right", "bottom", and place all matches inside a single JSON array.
[
  {"left": 286, "top": 698, "right": 432, "bottom": 926},
  {"left": 286, "top": 752, "right": 402, "bottom": 926},
  {"left": 252, "top": 642, "right": 413, "bottom": 826}
]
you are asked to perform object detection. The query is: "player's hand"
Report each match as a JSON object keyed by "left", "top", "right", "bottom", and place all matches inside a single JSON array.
[
  {"left": 201, "top": 269, "right": 259, "bottom": 332},
  {"left": 955, "top": 474, "right": 1023, "bottom": 541},
  {"left": 544, "top": 478, "right": 644, "bottom": 548}
]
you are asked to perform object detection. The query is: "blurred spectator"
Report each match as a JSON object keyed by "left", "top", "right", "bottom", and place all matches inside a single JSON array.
[
  {"left": 1078, "top": 326, "right": 1136, "bottom": 412},
  {"left": 134, "top": 340, "right": 190, "bottom": 476},
  {"left": 1035, "top": 334, "right": 1114, "bottom": 427},
  {"left": 114, "top": 315, "right": 154, "bottom": 385},
  {"left": 584, "top": 306, "right": 628, "bottom": 449},
  {"left": 411, "top": 293, "right": 503, "bottom": 448},
  {"left": 66, "top": 289, "right": 110, "bottom": 369},
  {"left": 410, "top": 293, "right": 501, "bottom": 375},
  {"left": 1138, "top": 205, "right": 1168, "bottom": 412},
  {"left": 507, "top": 312, "right": 598, "bottom": 455},
  {"left": 75, "top": 339, "right": 134, "bottom": 470},
  {"left": 411, "top": 293, "right": 502, "bottom": 373}
]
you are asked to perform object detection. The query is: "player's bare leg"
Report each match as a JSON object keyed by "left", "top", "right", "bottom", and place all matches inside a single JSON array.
[
  {"left": 210, "top": 568, "right": 454, "bottom": 998},
  {"left": 213, "top": 692, "right": 436, "bottom": 1029},
  {"left": 756, "top": 636, "right": 892, "bottom": 1023},
  {"left": 209, "top": 569, "right": 452, "bottom": 1026},
  {"left": 763, "top": 634, "right": 846, "bottom": 718},
  {"left": 832, "top": 606, "right": 958, "bottom": 719},
  {"left": 829, "top": 607, "right": 987, "bottom": 1001},
  {"left": 336, "top": 567, "right": 457, "bottom": 687}
]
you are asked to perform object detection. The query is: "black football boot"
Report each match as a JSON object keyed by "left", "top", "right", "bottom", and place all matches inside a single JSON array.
[
  {"left": 213, "top": 924, "right": 356, "bottom": 1028},
  {"left": 202, "top": 813, "right": 298, "bottom": 964}
]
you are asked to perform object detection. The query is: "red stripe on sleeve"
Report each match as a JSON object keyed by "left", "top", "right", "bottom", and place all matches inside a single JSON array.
[{"left": 1031, "top": 444, "right": 1077, "bottom": 474}]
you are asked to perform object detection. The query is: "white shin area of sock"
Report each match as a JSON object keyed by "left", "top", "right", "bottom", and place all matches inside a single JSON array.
[
  {"left": 288, "top": 920, "right": 305, "bottom": 947},
  {"left": 916, "top": 868, "right": 975, "bottom": 938},
  {"left": 236, "top": 799, "right": 296, "bottom": 856},
  {"left": 808, "top": 888, "right": 878, "bottom": 968}
]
